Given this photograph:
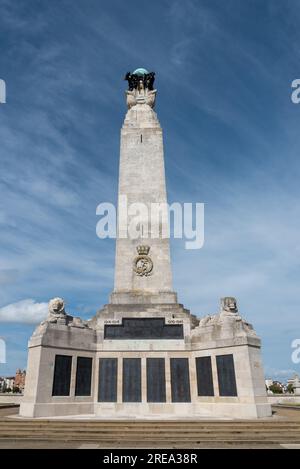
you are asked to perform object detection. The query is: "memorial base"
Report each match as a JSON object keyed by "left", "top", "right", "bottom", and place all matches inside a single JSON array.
[{"left": 20, "top": 299, "right": 272, "bottom": 420}]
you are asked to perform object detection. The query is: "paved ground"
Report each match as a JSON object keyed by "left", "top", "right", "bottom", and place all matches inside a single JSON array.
[
  {"left": 272, "top": 406, "right": 300, "bottom": 419},
  {"left": 0, "top": 406, "right": 299, "bottom": 449},
  {"left": 0, "top": 442, "right": 286, "bottom": 449}
]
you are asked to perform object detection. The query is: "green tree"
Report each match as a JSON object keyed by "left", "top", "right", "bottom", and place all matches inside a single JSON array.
[
  {"left": 287, "top": 383, "right": 294, "bottom": 394},
  {"left": 269, "top": 383, "right": 283, "bottom": 394}
]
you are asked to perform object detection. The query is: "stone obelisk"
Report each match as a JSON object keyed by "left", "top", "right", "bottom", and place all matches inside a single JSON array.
[{"left": 111, "top": 68, "right": 177, "bottom": 305}]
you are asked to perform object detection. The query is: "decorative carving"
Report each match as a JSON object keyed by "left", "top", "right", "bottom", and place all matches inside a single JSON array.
[
  {"left": 125, "top": 71, "right": 155, "bottom": 91},
  {"left": 48, "top": 297, "right": 66, "bottom": 323},
  {"left": 133, "top": 245, "right": 153, "bottom": 276},
  {"left": 197, "top": 297, "right": 240, "bottom": 326},
  {"left": 125, "top": 89, "right": 156, "bottom": 109},
  {"left": 124, "top": 70, "right": 157, "bottom": 109},
  {"left": 136, "top": 245, "right": 150, "bottom": 255},
  {"left": 192, "top": 297, "right": 257, "bottom": 338},
  {"left": 221, "top": 297, "right": 238, "bottom": 315},
  {"left": 71, "top": 316, "right": 89, "bottom": 328},
  {"left": 126, "top": 91, "right": 137, "bottom": 109},
  {"left": 198, "top": 314, "right": 216, "bottom": 327},
  {"left": 219, "top": 296, "right": 242, "bottom": 322},
  {"left": 242, "top": 320, "right": 256, "bottom": 335},
  {"left": 32, "top": 297, "right": 90, "bottom": 337}
]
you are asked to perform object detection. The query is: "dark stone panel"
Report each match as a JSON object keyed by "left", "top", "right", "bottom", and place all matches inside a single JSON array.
[
  {"left": 98, "top": 358, "right": 118, "bottom": 402},
  {"left": 147, "top": 358, "right": 166, "bottom": 403},
  {"left": 104, "top": 318, "right": 183, "bottom": 340},
  {"left": 216, "top": 354, "right": 238, "bottom": 397},
  {"left": 52, "top": 355, "right": 72, "bottom": 396},
  {"left": 123, "top": 358, "right": 141, "bottom": 402},
  {"left": 195, "top": 356, "right": 214, "bottom": 396},
  {"left": 170, "top": 358, "right": 191, "bottom": 402},
  {"left": 75, "top": 357, "right": 93, "bottom": 396}
]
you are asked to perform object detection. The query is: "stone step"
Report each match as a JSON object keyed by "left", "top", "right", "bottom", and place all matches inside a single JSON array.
[
  {"left": 0, "top": 428, "right": 297, "bottom": 434},
  {"left": 1, "top": 419, "right": 299, "bottom": 425},
  {"left": 0, "top": 417, "right": 298, "bottom": 446},
  {"left": 0, "top": 434, "right": 300, "bottom": 440},
  {"left": 1, "top": 419, "right": 298, "bottom": 423},
  {"left": 0, "top": 426, "right": 299, "bottom": 434},
  {"left": 0, "top": 429, "right": 297, "bottom": 437},
  {"left": 0, "top": 426, "right": 300, "bottom": 435},
  {"left": 1, "top": 423, "right": 299, "bottom": 430},
  {"left": 0, "top": 424, "right": 298, "bottom": 431}
]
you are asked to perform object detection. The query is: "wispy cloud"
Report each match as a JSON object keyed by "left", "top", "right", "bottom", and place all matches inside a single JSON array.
[
  {"left": 265, "top": 367, "right": 298, "bottom": 382},
  {"left": 0, "top": 299, "right": 48, "bottom": 324}
]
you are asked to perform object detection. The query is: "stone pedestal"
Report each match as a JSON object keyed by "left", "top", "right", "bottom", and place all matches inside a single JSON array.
[{"left": 20, "top": 297, "right": 271, "bottom": 419}]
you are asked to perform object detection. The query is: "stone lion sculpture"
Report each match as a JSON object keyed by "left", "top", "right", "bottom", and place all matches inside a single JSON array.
[
  {"left": 221, "top": 297, "right": 238, "bottom": 314},
  {"left": 220, "top": 297, "right": 256, "bottom": 334},
  {"left": 193, "top": 296, "right": 257, "bottom": 338},
  {"left": 220, "top": 297, "right": 242, "bottom": 321},
  {"left": 198, "top": 297, "right": 241, "bottom": 328},
  {"left": 48, "top": 297, "right": 66, "bottom": 323},
  {"left": 32, "top": 297, "right": 90, "bottom": 337},
  {"left": 47, "top": 297, "right": 89, "bottom": 328}
]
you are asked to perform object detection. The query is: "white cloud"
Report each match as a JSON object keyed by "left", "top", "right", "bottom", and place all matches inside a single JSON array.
[
  {"left": 265, "top": 367, "right": 299, "bottom": 381},
  {"left": 0, "top": 299, "right": 48, "bottom": 324}
]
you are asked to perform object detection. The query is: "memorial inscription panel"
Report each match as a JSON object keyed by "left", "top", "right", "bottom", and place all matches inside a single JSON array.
[
  {"left": 170, "top": 358, "right": 191, "bottom": 402},
  {"left": 147, "top": 358, "right": 166, "bottom": 402},
  {"left": 123, "top": 358, "right": 142, "bottom": 402},
  {"left": 195, "top": 356, "right": 214, "bottom": 396},
  {"left": 52, "top": 354, "right": 72, "bottom": 396},
  {"left": 104, "top": 318, "right": 184, "bottom": 340},
  {"left": 75, "top": 357, "right": 93, "bottom": 396},
  {"left": 216, "top": 354, "right": 237, "bottom": 396},
  {"left": 98, "top": 358, "right": 118, "bottom": 402}
]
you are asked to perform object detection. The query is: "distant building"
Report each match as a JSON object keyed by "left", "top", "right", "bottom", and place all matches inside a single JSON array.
[
  {"left": 0, "top": 369, "right": 26, "bottom": 393},
  {"left": 4, "top": 377, "right": 15, "bottom": 390},
  {"left": 287, "top": 373, "right": 300, "bottom": 394},
  {"left": 265, "top": 379, "right": 273, "bottom": 389},
  {"left": 14, "top": 369, "right": 26, "bottom": 392}
]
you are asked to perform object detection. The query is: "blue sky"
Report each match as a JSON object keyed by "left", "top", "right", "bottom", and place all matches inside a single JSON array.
[{"left": 0, "top": 0, "right": 300, "bottom": 380}]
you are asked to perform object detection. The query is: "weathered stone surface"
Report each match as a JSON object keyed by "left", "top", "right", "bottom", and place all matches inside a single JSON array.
[{"left": 113, "top": 99, "right": 174, "bottom": 299}]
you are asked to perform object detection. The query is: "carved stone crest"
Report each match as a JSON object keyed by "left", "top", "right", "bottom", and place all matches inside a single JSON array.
[{"left": 133, "top": 245, "right": 153, "bottom": 276}]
